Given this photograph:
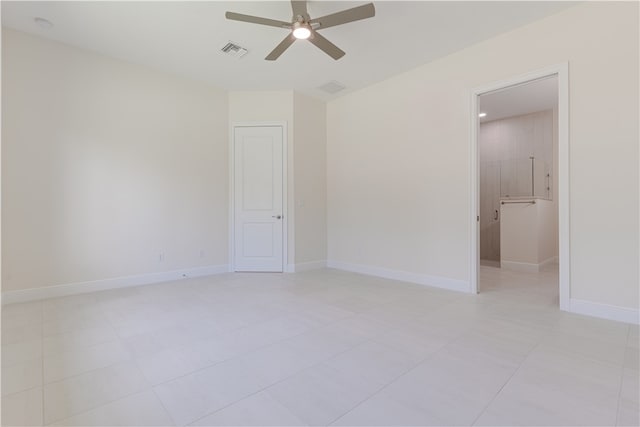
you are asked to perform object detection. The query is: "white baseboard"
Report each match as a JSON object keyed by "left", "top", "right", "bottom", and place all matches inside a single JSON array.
[
  {"left": 293, "top": 260, "right": 327, "bottom": 272},
  {"left": 326, "top": 260, "right": 470, "bottom": 293},
  {"left": 501, "top": 257, "right": 559, "bottom": 273},
  {"left": 539, "top": 256, "right": 559, "bottom": 268},
  {"left": 236, "top": 262, "right": 325, "bottom": 274},
  {"left": 569, "top": 298, "right": 639, "bottom": 325},
  {"left": 501, "top": 260, "right": 540, "bottom": 273},
  {"left": 1, "top": 264, "right": 230, "bottom": 305},
  {"left": 480, "top": 259, "right": 501, "bottom": 268}
]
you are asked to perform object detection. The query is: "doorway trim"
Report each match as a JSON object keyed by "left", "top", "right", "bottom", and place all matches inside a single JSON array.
[
  {"left": 469, "top": 63, "right": 570, "bottom": 311},
  {"left": 229, "top": 121, "right": 289, "bottom": 272}
]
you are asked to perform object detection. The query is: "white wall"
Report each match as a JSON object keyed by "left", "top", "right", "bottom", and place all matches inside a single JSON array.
[
  {"left": 293, "top": 93, "right": 327, "bottom": 265},
  {"left": 2, "top": 29, "right": 229, "bottom": 293},
  {"left": 327, "top": 2, "right": 638, "bottom": 310}
]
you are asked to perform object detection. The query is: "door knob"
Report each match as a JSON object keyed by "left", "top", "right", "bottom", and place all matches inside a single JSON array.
[{"left": 272, "top": 215, "right": 282, "bottom": 219}]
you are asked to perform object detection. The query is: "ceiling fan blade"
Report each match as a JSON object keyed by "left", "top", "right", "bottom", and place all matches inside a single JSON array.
[
  {"left": 291, "top": 1, "right": 308, "bottom": 19},
  {"left": 309, "top": 3, "right": 375, "bottom": 30},
  {"left": 265, "top": 34, "right": 297, "bottom": 60},
  {"left": 225, "top": 11, "right": 291, "bottom": 29},
  {"left": 308, "top": 31, "right": 345, "bottom": 60}
]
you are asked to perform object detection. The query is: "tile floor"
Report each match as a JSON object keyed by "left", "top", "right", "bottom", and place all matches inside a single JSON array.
[{"left": 1, "top": 266, "right": 638, "bottom": 426}]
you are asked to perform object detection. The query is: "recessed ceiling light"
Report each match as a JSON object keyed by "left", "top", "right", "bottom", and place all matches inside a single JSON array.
[
  {"left": 478, "top": 112, "right": 487, "bottom": 118},
  {"left": 34, "top": 17, "right": 54, "bottom": 29}
]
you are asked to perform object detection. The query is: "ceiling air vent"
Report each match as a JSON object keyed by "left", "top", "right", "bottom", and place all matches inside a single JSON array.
[
  {"left": 318, "top": 80, "right": 346, "bottom": 94},
  {"left": 220, "top": 41, "right": 248, "bottom": 58}
]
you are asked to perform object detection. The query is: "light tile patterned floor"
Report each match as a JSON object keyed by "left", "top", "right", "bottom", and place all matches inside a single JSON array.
[{"left": 1, "top": 266, "right": 638, "bottom": 426}]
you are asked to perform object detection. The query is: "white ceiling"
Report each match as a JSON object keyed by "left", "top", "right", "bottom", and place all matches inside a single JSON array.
[
  {"left": 1, "top": 1, "right": 576, "bottom": 100},
  {"left": 479, "top": 75, "right": 558, "bottom": 123}
]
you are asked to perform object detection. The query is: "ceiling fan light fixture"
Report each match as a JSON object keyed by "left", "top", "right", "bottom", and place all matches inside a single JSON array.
[{"left": 292, "top": 22, "right": 311, "bottom": 39}]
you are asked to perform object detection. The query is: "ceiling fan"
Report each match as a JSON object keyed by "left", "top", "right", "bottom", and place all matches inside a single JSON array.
[{"left": 225, "top": 1, "right": 375, "bottom": 61}]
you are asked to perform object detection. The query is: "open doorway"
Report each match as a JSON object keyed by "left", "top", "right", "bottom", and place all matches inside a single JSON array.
[
  {"left": 470, "top": 65, "right": 570, "bottom": 310},
  {"left": 480, "top": 76, "right": 559, "bottom": 302}
]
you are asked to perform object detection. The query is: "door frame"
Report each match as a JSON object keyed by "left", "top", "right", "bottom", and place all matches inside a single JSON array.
[
  {"left": 229, "top": 122, "right": 288, "bottom": 272},
  {"left": 469, "top": 63, "right": 570, "bottom": 311}
]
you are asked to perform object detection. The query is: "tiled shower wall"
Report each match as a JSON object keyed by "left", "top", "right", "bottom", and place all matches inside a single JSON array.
[{"left": 479, "top": 110, "right": 557, "bottom": 262}]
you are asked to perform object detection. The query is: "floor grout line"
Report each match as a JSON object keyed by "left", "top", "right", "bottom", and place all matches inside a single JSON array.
[
  {"left": 183, "top": 332, "right": 379, "bottom": 427},
  {"left": 469, "top": 341, "right": 543, "bottom": 426},
  {"left": 44, "top": 387, "right": 157, "bottom": 426},
  {"left": 20, "top": 296, "right": 363, "bottom": 412},
  {"left": 324, "top": 329, "right": 473, "bottom": 426},
  {"left": 178, "top": 302, "right": 421, "bottom": 427},
  {"left": 323, "top": 357, "right": 426, "bottom": 427},
  {"left": 144, "top": 313, "right": 357, "bottom": 388},
  {"left": 40, "top": 309, "right": 156, "bottom": 425},
  {"left": 149, "top": 387, "right": 179, "bottom": 427}
]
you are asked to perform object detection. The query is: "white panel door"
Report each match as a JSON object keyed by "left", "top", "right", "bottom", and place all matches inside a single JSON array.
[{"left": 234, "top": 126, "right": 284, "bottom": 272}]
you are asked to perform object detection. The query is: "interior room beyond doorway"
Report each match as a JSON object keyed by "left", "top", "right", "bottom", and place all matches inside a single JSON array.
[{"left": 478, "top": 76, "right": 560, "bottom": 302}]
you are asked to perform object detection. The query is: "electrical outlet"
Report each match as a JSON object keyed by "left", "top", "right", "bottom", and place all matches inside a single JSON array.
[{"left": 159, "top": 253, "right": 165, "bottom": 263}]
